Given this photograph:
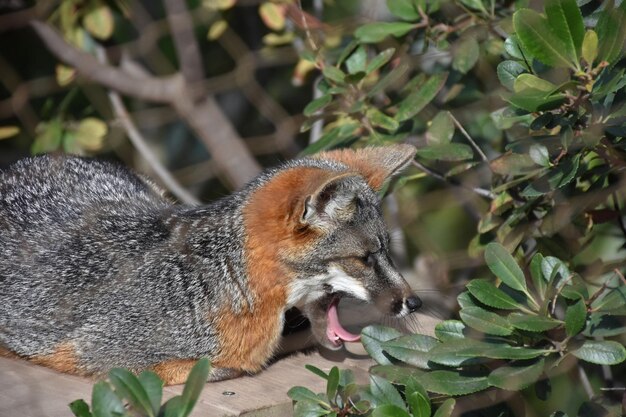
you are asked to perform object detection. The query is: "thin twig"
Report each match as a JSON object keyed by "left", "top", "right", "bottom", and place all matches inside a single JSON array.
[
  {"left": 411, "top": 160, "right": 495, "bottom": 199},
  {"left": 29, "top": 20, "right": 182, "bottom": 103},
  {"left": 297, "top": 0, "right": 318, "bottom": 52},
  {"left": 163, "top": 0, "right": 205, "bottom": 95},
  {"left": 29, "top": 19, "right": 261, "bottom": 188},
  {"left": 449, "top": 112, "right": 488, "bottom": 162},
  {"left": 96, "top": 47, "right": 200, "bottom": 205},
  {"left": 577, "top": 364, "right": 595, "bottom": 399}
]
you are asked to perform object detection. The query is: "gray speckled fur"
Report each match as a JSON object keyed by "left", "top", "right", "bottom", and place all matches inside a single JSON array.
[{"left": 0, "top": 153, "right": 354, "bottom": 375}]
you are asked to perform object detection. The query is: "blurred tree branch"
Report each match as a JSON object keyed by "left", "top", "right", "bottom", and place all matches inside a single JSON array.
[{"left": 29, "top": 12, "right": 262, "bottom": 189}]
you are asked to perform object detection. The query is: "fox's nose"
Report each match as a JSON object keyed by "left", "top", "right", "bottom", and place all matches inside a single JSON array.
[{"left": 405, "top": 295, "right": 422, "bottom": 312}]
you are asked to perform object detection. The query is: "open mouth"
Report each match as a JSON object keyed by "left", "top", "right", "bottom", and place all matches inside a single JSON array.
[{"left": 325, "top": 295, "right": 361, "bottom": 347}]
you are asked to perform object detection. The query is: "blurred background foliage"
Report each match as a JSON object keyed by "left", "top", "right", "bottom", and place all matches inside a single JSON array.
[{"left": 1, "top": 0, "right": 626, "bottom": 415}]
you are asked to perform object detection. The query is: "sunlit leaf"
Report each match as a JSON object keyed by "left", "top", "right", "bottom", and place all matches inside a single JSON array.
[
  {"left": 497, "top": 60, "right": 527, "bottom": 91},
  {"left": 0, "top": 126, "right": 20, "bottom": 140},
  {"left": 582, "top": 30, "right": 598, "bottom": 65},
  {"left": 513, "top": 9, "right": 576, "bottom": 68},
  {"left": 396, "top": 72, "right": 447, "bottom": 121},
  {"left": 572, "top": 340, "right": 626, "bottom": 365},
  {"left": 83, "top": 5, "right": 114, "bottom": 40},
  {"left": 259, "top": 2, "right": 286, "bottom": 31},
  {"left": 208, "top": 20, "right": 228, "bottom": 40},
  {"left": 466, "top": 279, "right": 523, "bottom": 309},
  {"left": 545, "top": 0, "right": 584, "bottom": 62}
]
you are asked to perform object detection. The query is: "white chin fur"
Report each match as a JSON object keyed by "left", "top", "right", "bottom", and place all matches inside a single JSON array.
[{"left": 395, "top": 303, "right": 410, "bottom": 318}]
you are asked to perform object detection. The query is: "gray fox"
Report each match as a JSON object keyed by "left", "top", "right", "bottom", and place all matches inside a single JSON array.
[{"left": 0, "top": 144, "right": 422, "bottom": 384}]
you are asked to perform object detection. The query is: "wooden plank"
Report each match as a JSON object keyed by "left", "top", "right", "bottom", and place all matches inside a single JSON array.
[{"left": 0, "top": 345, "right": 373, "bottom": 417}]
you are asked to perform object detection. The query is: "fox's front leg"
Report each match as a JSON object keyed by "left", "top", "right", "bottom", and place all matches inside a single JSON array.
[{"left": 151, "top": 360, "right": 243, "bottom": 385}]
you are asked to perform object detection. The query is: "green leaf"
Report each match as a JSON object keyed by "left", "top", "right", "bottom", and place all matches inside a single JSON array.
[
  {"left": 91, "top": 382, "right": 125, "bottom": 417},
  {"left": 466, "top": 279, "right": 523, "bottom": 310},
  {"left": 529, "top": 144, "right": 551, "bottom": 167},
  {"left": 370, "top": 374, "right": 406, "bottom": 409},
  {"left": 433, "top": 399, "right": 455, "bottom": 417},
  {"left": 405, "top": 379, "right": 430, "bottom": 417},
  {"left": 434, "top": 320, "right": 466, "bottom": 341},
  {"left": 460, "top": 306, "right": 513, "bottom": 336},
  {"left": 457, "top": 291, "right": 478, "bottom": 309},
  {"left": 565, "top": 299, "right": 587, "bottom": 336},
  {"left": 530, "top": 253, "right": 547, "bottom": 298},
  {"left": 453, "top": 37, "right": 480, "bottom": 74},
  {"left": 596, "top": 0, "right": 626, "bottom": 64},
  {"left": 419, "top": 371, "right": 490, "bottom": 395},
  {"left": 138, "top": 371, "right": 163, "bottom": 416},
  {"left": 355, "top": 22, "right": 416, "bottom": 43},
  {"left": 83, "top": 5, "right": 114, "bottom": 40},
  {"left": 179, "top": 358, "right": 210, "bottom": 417},
  {"left": 513, "top": 9, "right": 576, "bottom": 68},
  {"left": 485, "top": 242, "right": 527, "bottom": 293},
  {"left": 305, "top": 364, "right": 329, "bottom": 380},
  {"left": 288, "top": 386, "right": 326, "bottom": 404},
  {"left": 69, "top": 399, "right": 92, "bottom": 417},
  {"left": 386, "top": 0, "right": 420, "bottom": 20},
  {"left": 426, "top": 339, "right": 490, "bottom": 366},
  {"left": 572, "top": 340, "right": 626, "bottom": 365},
  {"left": 488, "top": 358, "right": 545, "bottom": 390},
  {"left": 508, "top": 312, "right": 561, "bottom": 332},
  {"left": 109, "top": 368, "right": 156, "bottom": 417},
  {"left": 506, "top": 89, "right": 566, "bottom": 112},
  {"left": 514, "top": 74, "right": 557, "bottom": 93},
  {"left": 368, "top": 63, "right": 409, "bottom": 97},
  {"left": 545, "top": 0, "right": 584, "bottom": 62},
  {"left": 369, "top": 365, "right": 418, "bottom": 385},
  {"left": 381, "top": 334, "right": 439, "bottom": 368},
  {"left": 366, "top": 48, "right": 396, "bottom": 74},
  {"left": 322, "top": 66, "right": 346, "bottom": 84},
  {"left": 362, "top": 325, "right": 404, "bottom": 365},
  {"left": 496, "top": 61, "right": 526, "bottom": 91},
  {"left": 346, "top": 46, "right": 367, "bottom": 74},
  {"left": 504, "top": 36, "right": 524, "bottom": 60},
  {"left": 293, "top": 399, "right": 329, "bottom": 417},
  {"left": 427, "top": 111, "right": 455, "bottom": 145},
  {"left": 416, "top": 143, "right": 473, "bottom": 161},
  {"left": 326, "top": 367, "right": 339, "bottom": 401},
  {"left": 521, "top": 154, "right": 580, "bottom": 197},
  {"left": 396, "top": 73, "right": 448, "bottom": 121},
  {"left": 582, "top": 30, "right": 598, "bottom": 65},
  {"left": 372, "top": 404, "right": 411, "bottom": 417},
  {"left": 303, "top": 95, "right": 332, "bottom": 117},
  {"left": 458, "top": 0, "right": 488, "bottom": 14},
  {"left": 460, "top": 344, "right": 552, "bottom": 360},
  {"left": 541, "top": 256, "right": 570, "bottom": 285},
  {"left": 367, "top": 108, "right": 399, "bottom": 131}
]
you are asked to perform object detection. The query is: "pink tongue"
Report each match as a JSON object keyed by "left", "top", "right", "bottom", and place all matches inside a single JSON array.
[{"left": 326, "top": 298, "right": 361, "bottom": 346}]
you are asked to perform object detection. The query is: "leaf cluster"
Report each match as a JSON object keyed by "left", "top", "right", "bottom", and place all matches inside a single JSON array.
[
  {"left": 69, "top": 358, "right": 210, "bottom": 417},
  {"left": 290, "top": 244, "right": 626, "bottom": 416}
]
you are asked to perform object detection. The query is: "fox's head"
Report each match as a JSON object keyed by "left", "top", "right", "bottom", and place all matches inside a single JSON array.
[{"left": 243, "top": 144, "right": 421, "bottom": 350}]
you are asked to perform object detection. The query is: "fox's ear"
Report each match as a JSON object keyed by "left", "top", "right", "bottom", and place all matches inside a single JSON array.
[
  {"left": 300, "top": 173, "right": 360, "bottom": 230},
  {"left": 315, "top": 144, "right": 416, "bottom": 190}
]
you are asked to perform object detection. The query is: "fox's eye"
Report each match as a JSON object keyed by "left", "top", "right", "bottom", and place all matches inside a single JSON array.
[{"left": 361, "top": 253, "right": 375, "bottom": 267}]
